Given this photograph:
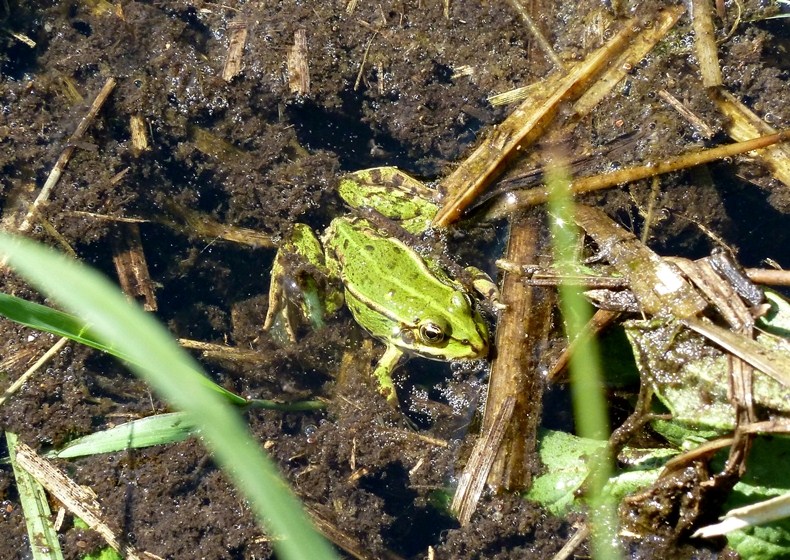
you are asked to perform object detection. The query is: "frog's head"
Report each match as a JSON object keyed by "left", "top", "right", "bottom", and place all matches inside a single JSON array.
[{"left": 394, "top": 292, "right": 489, "bottom": 361}]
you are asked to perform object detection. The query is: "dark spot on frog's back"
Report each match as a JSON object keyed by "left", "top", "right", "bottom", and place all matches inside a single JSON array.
[
  {"left": 365, "top": 244, "right": 375, "bottom": 252},
  {"left": 391, "top": 173, "right": 404, "bottom": 187}
]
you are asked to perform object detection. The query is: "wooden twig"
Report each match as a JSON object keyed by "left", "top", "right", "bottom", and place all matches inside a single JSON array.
[
  {"left": 547, "top": 309, "right": 620, "bottom": 384},
  {"left": 13, "top": 441, "right": 148, "bottom": 560},
  {"left": 434, "top": 6, "right": 684, "bottom": 226},
  {"left": 111, "top": 223, "right": 158, "bottom": 312},
  {"left": 433, "top": 15, "right": 641, "bottom": 226},
  {"left": 571, "top": 6, "right": 685, "bottom": 121},
  {"left": 657, "top": 89, "right": 714, "bottom": 138},
  {"left": 745, "top": 268, "right": 790, "bottom": 286},
  {"left": 552, "top": 524, "right": 590, "bottom": 560},
  {"left": 129, "top": 114, "right": 150, "bottom": 153},
  {"left": 712, "top": 88, "right": 790, "bottom": 189},
  {"left": 504, "top": 0, "right": 565, "bottom": 71},
  {"left": 307, "top": 504, "right": 405, "bottom": 560},
  {"left": 178, "top": 338, "right": 265, "bottom": 364},
  {"left": 450, "top": 396, "right": 516, "bottom": 525},
  {"left": 482, "top": 212, "right": 550, "bottom": 492},
  {"left": 222, "top": 19, "right": 249, "bottom": 82},
  {"left": 287, "top": 29, "right": 310, "bottom": 94},
  {"left": 484, "top": 129, "right": 790, "bottom": 216},
  {"left": 691, "top": 0, "right": 722, "bottom": 87},
  {"left": 4, "top": 29, "right": 36, "bottom": 48},
  {"left": 0, "top": 337, "right": 69, "bottom": 408},
  {"left": 19, "top": 77, "right": 117, "bottom": 233},
  {"left": 354, "top": 30, "right": 378, "bottom": 91}
]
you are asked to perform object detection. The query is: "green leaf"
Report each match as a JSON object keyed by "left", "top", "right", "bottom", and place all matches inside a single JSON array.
[
  {"left": 722, "top": 437, "right": 790, "bottom": 559},
  {"left": 758, "top": 289, "right": 790, "bottom": 338},
  {"left": 73, "top": 519, "right": 122, "bottom": 560},
  {"left": 625, "top": 318, "right": 790, "bottom": 432},
  {"left": 527, "top": 430, "right": 605, "bottom": 515},
  {"left": 527, "top": 430, "right": 676, "bottom": 516}
]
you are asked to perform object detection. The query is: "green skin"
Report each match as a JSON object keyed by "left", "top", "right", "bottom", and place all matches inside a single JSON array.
[{"left": 264, "top": 167, "right": 490, "bottom": 404}]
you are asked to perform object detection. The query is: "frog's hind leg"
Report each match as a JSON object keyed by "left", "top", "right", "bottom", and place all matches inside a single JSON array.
[
  {"left": 263, "top": 223, "right": 342, "bottom": 342},
  {"left": 373, "top": 343, "right": 406, "bottom": 405}
]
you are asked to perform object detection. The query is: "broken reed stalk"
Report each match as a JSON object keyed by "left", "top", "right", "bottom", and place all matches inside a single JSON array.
[
  {"left": 504, "top": 0, "right": 565, "bottom": 71},
  {"left": 222, "top": 19, "right": 249, "bottom": 82},
  {"left": 287, "top": 29, "right": 310, "bottom": 94},
  {"left": 19, "top": 77, "right": 117, "bottom": 233},
  {"left": 745, "top": 268, "right": 790, "bottom": 286},
  {"left": 481, "top": 211, "right": 550, "bottom": 492},
  {"left": 111, "top": 223, "right": 158, "bottom": 312},
  {"left": 433, "top": 5, "right": 685, "bottom": 227},
  {"left": 432, "top": 15, "right": 641, "bottom": 227},
  {"left": 691, "top": 0, "right": 723, "bottom": 87},
  {"left": 450, "top": 396, "right": 516, "bottom": 525},
  {"left": 485, "top": 129, "right": 790, "bottom": 217},
  {"left": 13, "top": 441, "right": 147, "bottom": 560},
  {"left": 0, "top": 337, "right": 69, "bottom": 407},
  {"left": 658, "top": 89, "right": 715, "bottom": 138},
  {"left": 570, "top": 5, "right": 685, "bottom": 121},
  {"left": 712, "top": 88, "right": 790, "bottom": 188},
  {"left": 129, "top": 114, "right": 150, "bottom": 153}
]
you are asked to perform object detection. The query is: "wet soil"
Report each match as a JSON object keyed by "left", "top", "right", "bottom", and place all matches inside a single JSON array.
[{"left": 0, "top": 0, "right": 788, "bottom": 558}]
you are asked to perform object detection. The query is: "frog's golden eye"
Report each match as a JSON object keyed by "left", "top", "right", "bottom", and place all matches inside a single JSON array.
[{"left": 418, "top": 320, "right": 446, "bottom": 345}]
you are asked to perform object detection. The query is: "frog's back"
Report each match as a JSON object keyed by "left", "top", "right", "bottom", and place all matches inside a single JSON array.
[{"left": 328, "top": 218, "right": 455, "bottom": 303}]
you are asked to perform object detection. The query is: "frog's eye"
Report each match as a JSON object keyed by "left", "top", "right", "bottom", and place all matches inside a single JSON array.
[{"left": 418, "top": 320, "right": 446, "bottom": 345}]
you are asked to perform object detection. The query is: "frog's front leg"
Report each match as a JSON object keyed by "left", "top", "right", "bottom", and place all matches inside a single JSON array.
[
  {"left": 263, "top": 223, "right": 342, "bottom": 342},
  {"left": 465, "top": 266, "right": 504, "bottom": 309},
  {"left": 373, "top": 343, "right": 406, "bottom": 405}
]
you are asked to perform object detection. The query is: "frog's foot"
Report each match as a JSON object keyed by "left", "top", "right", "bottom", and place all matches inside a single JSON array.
[
  {"left": 262, "top": 261, "right": 319, "bottom": 343},
  {"left": 262, "top": 273, "right": 297, "bottom": 342},
  {"left": 372, "top": 344, "right": 406, "bottom": 406},
  {"left": 338, "top": 167, "right": 440, "bottom": 236},
  {"left": 465, "top": 266, "right": 505, "bottom": 310},
  {"left": 263, "top": 224, "right": 342, "bottom": 342}
]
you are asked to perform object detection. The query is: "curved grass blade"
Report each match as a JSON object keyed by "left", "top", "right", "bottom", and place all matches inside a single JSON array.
[
  {"left": 0, "top": 292, "right": 247, "bottom": 406},
  {"left": 47, "top": 412, "right": 195, "bottom": 459},
  {"left": 0, "top": 234, "right": 337, "bottom": 560}
]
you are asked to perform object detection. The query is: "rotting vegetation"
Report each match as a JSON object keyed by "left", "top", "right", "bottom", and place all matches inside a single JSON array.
[{"left": 1, "top": 1, "right": 789, "bottom": 558}]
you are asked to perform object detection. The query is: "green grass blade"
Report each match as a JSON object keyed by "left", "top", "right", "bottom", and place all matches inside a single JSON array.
[
  {"left": 0, "top": 234, "right": 337, "bottom": 560},
  {"left": 0, "top": 292, "right": 248, "bottom": 406},
  {"left": 47, "top": 412, "right": 195, "bottom": 459},
  {"left": 6, "top": 432, "right": 65, "bottom": 560},
  {"left": 0, "top": 293, "right": 108, "bottom": 351},
  {"left": 546, "top": 162, "right": 621, "bottom": 560}
]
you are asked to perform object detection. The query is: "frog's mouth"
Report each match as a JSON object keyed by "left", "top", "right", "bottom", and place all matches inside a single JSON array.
[
  {"left": 457, "top": 335, "right": 489, "bottom": 360},
  {"left": 398, "top": 328, "right": 489, "bottom": 362}
]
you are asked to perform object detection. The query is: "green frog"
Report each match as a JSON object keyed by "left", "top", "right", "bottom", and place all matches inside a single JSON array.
[{"left": 264, "top": 167, "right": 492, "bottom": 404}]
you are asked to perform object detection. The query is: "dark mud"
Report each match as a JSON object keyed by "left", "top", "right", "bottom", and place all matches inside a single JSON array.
[{"left": 1, "top": 1, "right": 788, "bottom": 558}]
